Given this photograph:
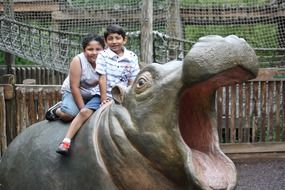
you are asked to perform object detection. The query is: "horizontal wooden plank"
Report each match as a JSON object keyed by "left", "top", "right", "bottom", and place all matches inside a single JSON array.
[
  {"left": 226, "top": 152, "right": 285, "bottom": 162},
  {"left": 0, "top": 0, "right": 54, "bottom": 2},
  {"left": 221, "top": 142, "right": 285, "bottom": 154},
  {"left": 51, "top": 9, "right": 166, "bottom": 22},
  {"left": 1, "top": 5, "right": 285, "bottom": 25},
  {"left": 15, "top": 84, "right": 61, "bottom": 88},
  {"left": 0, "top": 3, "right": 59, "bottom": 12},
  {"left": 228, "top": 152, "right": 285, "bottom": 161}
]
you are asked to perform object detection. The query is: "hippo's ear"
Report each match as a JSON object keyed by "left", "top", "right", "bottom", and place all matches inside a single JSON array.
[{"left": 111, "top": 85, "right": 125, "bottom": 104}]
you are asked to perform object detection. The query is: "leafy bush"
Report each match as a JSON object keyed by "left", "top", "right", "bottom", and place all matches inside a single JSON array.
[{"left": 0, "top": 51, "right": 34, "bottom": 65}]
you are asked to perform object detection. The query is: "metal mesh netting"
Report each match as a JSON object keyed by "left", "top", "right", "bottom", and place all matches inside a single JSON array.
[
  {"left": 1, "top": 0, "right": 285, "bottom": 72},
  {"left": 1, "top": 0, "right": 167, "bottom": 33}
]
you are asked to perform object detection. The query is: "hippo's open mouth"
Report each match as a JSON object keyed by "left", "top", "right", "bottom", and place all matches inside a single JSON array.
[{"left": 178, "top": 66, "right": 255, "bottom": 189}]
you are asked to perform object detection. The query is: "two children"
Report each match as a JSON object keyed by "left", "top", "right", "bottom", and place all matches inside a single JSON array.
[{"left": 48, "top": 24, "right": 140, "bottom": 156}]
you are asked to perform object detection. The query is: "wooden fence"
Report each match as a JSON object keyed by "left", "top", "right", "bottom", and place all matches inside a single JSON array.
[
  {"left": 0, "top": 77, "right": 285, "bottom": 158},
  {"left": 0, "top": 65, "right": 67, "bottom": 85},
  {"left": 216, "top": 79, "right": 285, "bottom": 144},
  {"left": 0, "top": 84, "right": 61, "bottom": 157}
]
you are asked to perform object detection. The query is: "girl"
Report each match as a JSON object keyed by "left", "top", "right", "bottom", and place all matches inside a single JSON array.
[{"left": 45, "top": 33, "right": 105, "bottom": 155}]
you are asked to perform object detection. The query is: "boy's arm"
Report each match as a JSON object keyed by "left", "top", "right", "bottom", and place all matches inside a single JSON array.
[
  {"left": 128, "top": 54, "right": 140, "bottom": 86},
  {"left": 98, "top": 74, "right": 108, "bottom": 104},
  {"left": 128, "top": 80, "right": 134, "bottom": 86},
  {"left": 96, "top": 53, "right": 109, "bottom": 104}
]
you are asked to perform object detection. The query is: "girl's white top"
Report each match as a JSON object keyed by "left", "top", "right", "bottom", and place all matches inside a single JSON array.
[{"left": 61, "top": 52, "right": 99, "bottom": 99}]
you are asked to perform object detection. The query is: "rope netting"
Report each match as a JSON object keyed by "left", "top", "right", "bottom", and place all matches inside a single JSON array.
[{"left": 0, "top": 0, "right": 285, "bottom": 72}]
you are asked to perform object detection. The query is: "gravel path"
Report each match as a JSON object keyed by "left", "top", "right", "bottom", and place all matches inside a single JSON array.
[{"left": 235, "top": 159, "right": 285, "bottom": 190}]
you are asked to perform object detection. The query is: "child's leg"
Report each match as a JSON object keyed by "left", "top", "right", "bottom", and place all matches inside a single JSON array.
[
  {"left": 64, "top": 94, "right": 101, "bottom": 139},
  {"left": 56, "top": 109, "right": 75, "bottom": 122},
  {"left": 59, "top": 91, "right": 80, "bottom": 122},
  {"left": 56, "top": 95, "right": 101, "bottom": 156},
  {"left": 64, "top": 108, "right": 94, "bottom": 139},
  {"left": 45, "top": 101, "right": 62, "bottom": 121}
]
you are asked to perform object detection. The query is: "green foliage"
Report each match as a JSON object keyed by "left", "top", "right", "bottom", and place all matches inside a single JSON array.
[
  {"left": 0, "top": 51, "right": 3, "bottom": 64},
  {"left": 181, "top": 0, "right": 267, "bottom": 6},
  {"left": 184, "top": 24, "right": 278, "bottom": 48},
  {"left": 69, "top": 0, "right": 140, "bottom": 7},
  {"left": 0, "top": 51, "right": 35, "bottom": 65}
]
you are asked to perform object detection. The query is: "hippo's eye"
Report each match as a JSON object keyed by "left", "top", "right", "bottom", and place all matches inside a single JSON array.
[
  {"left": 135, "top": 72, "right": 152, "bottom": 94},
  {"left": 137, "top": 78, "right": 146, "bottom": 87}
]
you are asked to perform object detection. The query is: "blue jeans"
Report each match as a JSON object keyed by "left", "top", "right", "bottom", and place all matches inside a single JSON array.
[{"left": 61, "top": 91, "right": 101, "bottom": 117}]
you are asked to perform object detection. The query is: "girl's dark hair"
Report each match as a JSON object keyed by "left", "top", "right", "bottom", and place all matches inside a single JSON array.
[
  {"left": 82, "top": 33, "right": 105, "bottom": 49},
  {"left": 104, "top": 24, "right": 126, "bottom": 40}
]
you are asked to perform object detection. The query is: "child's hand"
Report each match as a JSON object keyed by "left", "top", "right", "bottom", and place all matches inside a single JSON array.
[{"left": 100, "top": 99, "right": 110, "bottom": 106}]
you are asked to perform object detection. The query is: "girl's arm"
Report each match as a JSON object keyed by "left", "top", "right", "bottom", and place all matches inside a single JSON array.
[{"left": 69, "top": 57, "right": 85, "bottom": 109}]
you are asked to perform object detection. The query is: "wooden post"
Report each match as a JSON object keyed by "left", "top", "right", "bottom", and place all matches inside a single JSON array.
[
  {"left": 0, "top": 87, "right": 7, "bottom": 156},
  {"left": 3, "top": 0, "right": 15, "bottom": 74},
  {"left": 275, "top": 81, "right": 281, "bottom": 142},
  {"left": 140, "top": 0, "right": 153, "bottom": 64},
  {"left": 225, "top": 86, "right": 229, "bottom": 143},
  {"left": 238, "top": 83, "right": 244, "bottom": 143},
  {"left": 1, "top": 74, "right": 16, "bottom": 144},
  {"left": 252, "top": 82, "right": 259, "bottom": 143},
  {"left": 230, "top": 85, "right": 236, "bottom": 143},
  {"left": 216, "top": 88, "right": 223, "bottom": 143},
  {"left": 244, "top": 83, "right": 251, "bottom": 142},
  {"left": 166, "top": 0, "right": 182, "bottom": 60}
]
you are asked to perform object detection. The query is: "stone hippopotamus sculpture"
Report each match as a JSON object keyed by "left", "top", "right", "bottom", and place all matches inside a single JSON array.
[{"left": 0, "top": 35, "right": 258, "bottom": 190}]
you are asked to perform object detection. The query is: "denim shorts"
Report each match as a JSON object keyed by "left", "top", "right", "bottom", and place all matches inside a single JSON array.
[{"left": 60, "top": 91, "right": 101, "bottom": 117}]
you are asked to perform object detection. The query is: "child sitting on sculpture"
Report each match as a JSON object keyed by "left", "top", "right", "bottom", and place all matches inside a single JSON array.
[{"left": 51, "top": 24, "right": 140, "bottom": 156}]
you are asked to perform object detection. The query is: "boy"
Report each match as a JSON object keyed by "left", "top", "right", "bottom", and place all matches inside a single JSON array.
[{"left": 96, "top": 24, "right": 140, "bottom": 104}]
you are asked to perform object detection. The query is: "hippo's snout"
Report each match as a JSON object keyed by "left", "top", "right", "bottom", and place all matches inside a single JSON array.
[{"left": 182, "top": 35, "right": 258, "bottom": 87}]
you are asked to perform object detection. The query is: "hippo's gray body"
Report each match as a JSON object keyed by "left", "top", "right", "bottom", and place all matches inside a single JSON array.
[{"left": 0, "top": 35, "right": 258, "bottom": 190}]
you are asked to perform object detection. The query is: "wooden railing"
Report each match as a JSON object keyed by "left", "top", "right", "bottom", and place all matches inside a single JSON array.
[
  {"left": 0, "top": 65, "right": 67, "bottom": 85},
  {"left": 0, "top": 84, "right": 61, "bottom": 157},
  {"left": 216, "top": 80, "right": 285, "bottom": 144}
]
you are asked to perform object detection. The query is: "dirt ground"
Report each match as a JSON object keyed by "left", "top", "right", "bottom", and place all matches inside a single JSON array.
[{"left": 235, "top": 159, "right": 285, "bottom": 190}]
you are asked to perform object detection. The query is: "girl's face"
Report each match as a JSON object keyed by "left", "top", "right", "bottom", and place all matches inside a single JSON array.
[
  {"left": 106, "top": 33, "right": 127, "bottom": 55},
  {"left": 83, "top": 40, "right": 104, "bottom": 64}
]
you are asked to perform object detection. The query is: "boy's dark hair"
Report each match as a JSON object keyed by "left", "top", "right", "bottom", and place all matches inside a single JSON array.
[
  {"left": 104, "top": 24, "right": 126, "bottom": 40},
  {"left": 82, "top": 33, "right": 105, "bottom": 50}
]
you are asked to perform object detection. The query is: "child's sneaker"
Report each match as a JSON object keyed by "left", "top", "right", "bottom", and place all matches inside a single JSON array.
[
  {"left": 45, "top": 101, "right": 62, "bottom": 121},
  {"left": 56, "top": 141, "right": 70, "bottom": 156}
]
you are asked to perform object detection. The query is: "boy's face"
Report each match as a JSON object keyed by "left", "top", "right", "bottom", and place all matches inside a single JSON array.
[{"left": 106, "top": 33, "right": 127, "bottom": 54}]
